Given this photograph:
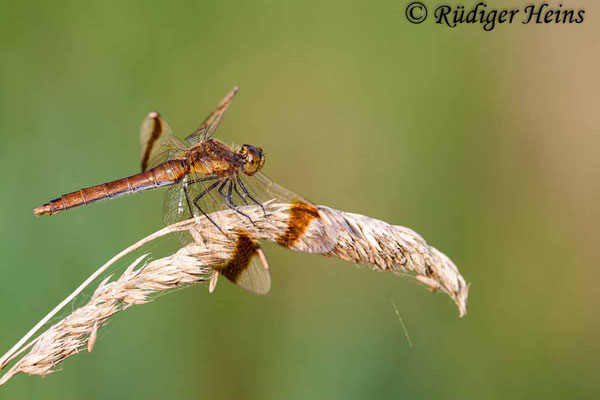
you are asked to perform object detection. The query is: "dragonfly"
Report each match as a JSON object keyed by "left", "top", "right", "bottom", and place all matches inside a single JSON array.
[{"left": 34, "top": 87, "right": 336, "bottom": 294}]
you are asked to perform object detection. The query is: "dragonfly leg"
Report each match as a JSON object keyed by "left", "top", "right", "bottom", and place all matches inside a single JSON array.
[
  {"left": 193, "top": 179, "right": 226, "bottom": 235},
  {"left": 184, "top": 175, "right": 218, "bottom": 217},
  {"left": 233, "top": 184, "right": 248, "bottom": 205},
  {"left": 236, "top": 175, "right": 267, "bottom": 216},
  {"left": 219, "top": 179, "right": 256, "bottom": 226},
  {"left": 183, "top": 180, "right": 196, "bottom": 217}
]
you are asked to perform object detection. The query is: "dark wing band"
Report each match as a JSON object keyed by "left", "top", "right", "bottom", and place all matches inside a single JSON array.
[
  {"left": 214, "top": 233, "right": 271, "bottom": 294},
  {"left": 140, "top": 112, "right": 186, "bottom": 172}
]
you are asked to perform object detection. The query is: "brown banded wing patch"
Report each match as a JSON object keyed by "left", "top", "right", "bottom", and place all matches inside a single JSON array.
[
  {"left": 140, "top": 112, "right": 163, "bottom": 171},
  {"left": 276, "top": 201, "right": 321, "bottom": 248},
  {"left": 139, "top": 112, "right": 186, "bottom": 172},
  {"left": 215, "top": 233, "right": 258, "bottom": 283},
  {"left": 214, "top": 233, "right": 271, "bottom": 294}
]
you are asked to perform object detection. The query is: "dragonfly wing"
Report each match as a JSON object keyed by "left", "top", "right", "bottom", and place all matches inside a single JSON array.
[
  {"left": 185, "top": 87, "right": 239, "bottom": 145},
  {"left": 162, "top": 173, "right": 227, "bottom": 245},
  {"left": 215, "top": 234, "right": 271, "bottom": 294},
  {"left": 235, "top": 172, "right": 338, "bottom": 254},
  {"left": 163, "top": 178, "right": 194, "bottom": 246},
  {"left": 140, "top": 112, "right": 187, "bottom": 171}
]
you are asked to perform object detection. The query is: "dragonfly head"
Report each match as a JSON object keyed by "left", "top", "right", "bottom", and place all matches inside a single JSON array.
[{"left": 237, "top": 144, "right": 265, "bottom": 176}]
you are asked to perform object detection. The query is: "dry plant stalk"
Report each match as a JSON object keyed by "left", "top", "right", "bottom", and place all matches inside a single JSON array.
[{"left": 0, "top": 203, "right": 468, "bottom": 385}]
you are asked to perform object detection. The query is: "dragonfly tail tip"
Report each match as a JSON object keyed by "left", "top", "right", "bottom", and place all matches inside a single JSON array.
[{"left": 33, "top": 205, "right": 49, "bottom": 216}]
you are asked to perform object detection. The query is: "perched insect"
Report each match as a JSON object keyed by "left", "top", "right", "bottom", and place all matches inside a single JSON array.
[{"left": 34, "top": 87, "right": 336, "bottom": 294}]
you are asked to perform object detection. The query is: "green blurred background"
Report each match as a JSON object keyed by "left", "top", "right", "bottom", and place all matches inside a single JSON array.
[{"left": 1, "top": 0, "right": 599, "bottom": 398}]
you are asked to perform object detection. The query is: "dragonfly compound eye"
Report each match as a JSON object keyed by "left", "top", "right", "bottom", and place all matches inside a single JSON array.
[{"left": 241, "top": 145, "right": 265, "bottom": 176}]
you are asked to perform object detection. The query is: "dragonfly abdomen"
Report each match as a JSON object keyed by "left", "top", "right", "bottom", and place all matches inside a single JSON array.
[{"left": 33, "top": 160, "right": 186, "bottom": 216}]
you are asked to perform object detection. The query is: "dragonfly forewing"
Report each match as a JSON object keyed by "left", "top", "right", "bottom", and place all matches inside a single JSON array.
[
  {"left": 236, "top": 172, "right": 338, "bottom": 254},
  {"left": 163, "top": 170, "right": 338, "bottom": 254}
]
